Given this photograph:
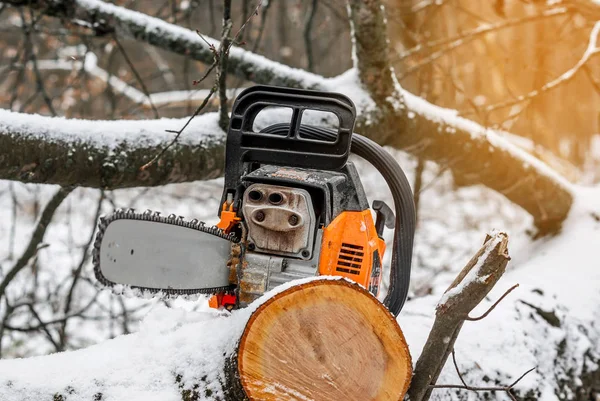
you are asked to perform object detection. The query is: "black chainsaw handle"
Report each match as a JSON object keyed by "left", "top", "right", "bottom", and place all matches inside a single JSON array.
[
  {"left": 221, "top": 85, "right": 358, "bottom": 216},
  {"left": 260, "top": 124, "right": 416, "bottom": 316}
]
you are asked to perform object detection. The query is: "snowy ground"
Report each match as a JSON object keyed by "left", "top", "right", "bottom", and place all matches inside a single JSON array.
[{"left": 0, "top": 149, "right": 598, "bottom": 400}]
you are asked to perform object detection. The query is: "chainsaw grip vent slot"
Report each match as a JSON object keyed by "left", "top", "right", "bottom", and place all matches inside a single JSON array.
[{"left": 335, "top": 243, "right": 364, "bottom": 275}]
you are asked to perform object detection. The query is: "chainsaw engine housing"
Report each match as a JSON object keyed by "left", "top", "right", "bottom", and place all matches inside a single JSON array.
[{"left": 233, "top": 162, "right": 386, "bottom": 305}]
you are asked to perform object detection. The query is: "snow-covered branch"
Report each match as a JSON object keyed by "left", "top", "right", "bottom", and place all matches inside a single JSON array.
[
  {"left": 0, "top": 109, "right": 226, "bottom": 188},
  {"left": 1, "top": 0, "right": 575, "bottom": 231},
  {"left": 409, "top": 232, "right": 511, "bottom": 401},
  {"left": 1, "top": 0, "right": 324, "bottom": 89}
]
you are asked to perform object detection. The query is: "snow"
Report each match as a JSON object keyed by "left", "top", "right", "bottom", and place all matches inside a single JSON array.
[
  {"left": 0, "top": 276, "right": 347, "bottom": 401},
  {"left": 0, "top": 181, "right": 597, "bottom": 399}
]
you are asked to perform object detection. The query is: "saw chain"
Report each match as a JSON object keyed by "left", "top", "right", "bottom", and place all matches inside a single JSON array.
[{"left": 92, "top": 208, "right": 239, "bottom": 296}]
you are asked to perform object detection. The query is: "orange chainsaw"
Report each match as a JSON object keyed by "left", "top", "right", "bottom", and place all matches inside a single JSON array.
[{"left": 92, "top": 85, "right": 415, "bottom": 316}]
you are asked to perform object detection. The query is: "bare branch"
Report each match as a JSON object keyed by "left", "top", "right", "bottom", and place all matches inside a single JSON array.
[
  {"left": 466, "top": 283, "right": 519, "bottom": 321},
  {"left": 0, "top": 186, "right": 73, "bottom": 300},
  {"left": 483, "top": 21, "right": 600, "bottom": 114}
]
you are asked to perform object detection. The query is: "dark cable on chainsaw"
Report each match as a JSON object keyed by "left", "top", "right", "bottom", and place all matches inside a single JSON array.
[{"left": 260, "top": 124, "right": 416, "bottom": 316}]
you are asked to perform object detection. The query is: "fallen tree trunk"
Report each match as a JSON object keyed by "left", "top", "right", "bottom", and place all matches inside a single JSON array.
[{"left": 0, "top": 110, "right": 226, "bottom": 188}]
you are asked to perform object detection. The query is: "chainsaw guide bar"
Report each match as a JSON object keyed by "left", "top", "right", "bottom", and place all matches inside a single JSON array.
[{"left": 92, "top": 209, "right": 238, "bottom": 296}]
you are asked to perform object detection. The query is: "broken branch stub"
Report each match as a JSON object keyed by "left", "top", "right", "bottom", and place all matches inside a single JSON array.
[{"left": 408, "top": 232, "right": 511, "bottom": 401}]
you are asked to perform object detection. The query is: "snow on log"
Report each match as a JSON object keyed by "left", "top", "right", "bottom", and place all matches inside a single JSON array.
[
  {"left": 0, "top": 278, "right": 412, "bottom": 401},
  {"left": 0, "top": 109, "right": 226, "bottom": 188}
]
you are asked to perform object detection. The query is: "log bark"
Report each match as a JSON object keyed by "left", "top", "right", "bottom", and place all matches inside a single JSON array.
[{"left": 225, "top": 279, "right": 412, "bottom": 401}]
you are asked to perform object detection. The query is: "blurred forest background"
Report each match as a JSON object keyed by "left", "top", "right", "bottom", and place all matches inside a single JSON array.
[{"left": 0, "top": 0, "right": 598, "bottom": 358}]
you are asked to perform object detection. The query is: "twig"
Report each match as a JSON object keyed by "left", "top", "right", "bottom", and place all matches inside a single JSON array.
[
  {"left": 141, "top": 1, "right": 262, "bottom": 170},
  {"left": 218, "top": 0, "right": 263, "bottom": 130},
  {"left": 430, "top": 350, "right": 536, "bottom": 401},
  {"left": 304, "top": 0, "right": 318, "bottom": 72},
  {"left": 0, "top": 187, "right": 73, "bottom": 300},
  {"left": 398, "top": 7, "right": 568, "bottom": 60},
  {"left": 27, "top": 303, "right": 60, "bottom": 351},
  {"left": 22, "top": 8, "right": 57, "bottom": 116},
  {"left": 113, "top": 34, "right": 160, "bottom": 119},
  {"left": 397, "top": 7, "right": 570, "bottom": 79},
  {"left": 466, "top": 283, "right": 519, "bottom": 321},
  {"left": 218, "top": 0, "right": 233, "bottom": 131},
  {"left": 58, "top": 191, "right": 104, "bottom": 350},
  {"left": 139, "top": 86, "right": 216, "bottom": 171},
  {"left": 251, "top": 0, "right": 272, "bottom": 53},
  {"left": 452, "top": 350, "right": 468, "bottom": 388}
]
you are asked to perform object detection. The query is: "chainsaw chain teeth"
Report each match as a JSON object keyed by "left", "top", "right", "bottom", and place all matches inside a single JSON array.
[{"left": 92, "top": 208, "right": 238, "bottom": 296}]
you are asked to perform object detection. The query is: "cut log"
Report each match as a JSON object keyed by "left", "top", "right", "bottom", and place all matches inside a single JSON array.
[{"left": 227, "top": 279, "right": 412, "bottom": 401}]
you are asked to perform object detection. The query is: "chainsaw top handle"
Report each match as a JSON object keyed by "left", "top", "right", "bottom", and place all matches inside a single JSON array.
[{"left": 221, "top": 86, "right": 356, "bottom": 207}]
